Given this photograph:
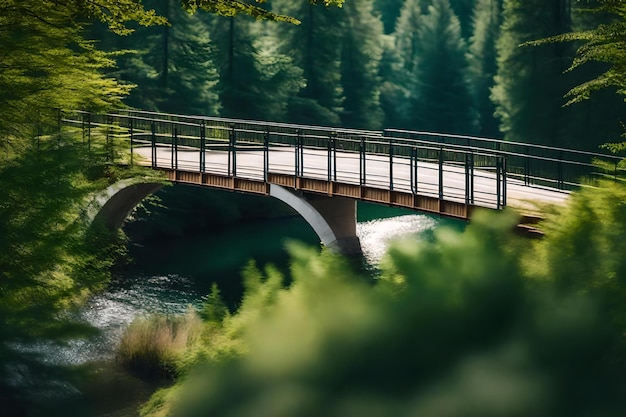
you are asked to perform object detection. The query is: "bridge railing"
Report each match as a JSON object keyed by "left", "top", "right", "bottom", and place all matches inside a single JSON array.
[
  {"left": 63, "top": 109, "right": 613, "bottom": 212},
  {"left": 384, "top": 129, "right": 623, "bottom": 191}
]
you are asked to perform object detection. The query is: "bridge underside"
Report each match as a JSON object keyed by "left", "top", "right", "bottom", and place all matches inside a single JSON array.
[
  {"left": 92, "top": 181, "right": 164, "bottom": 230},
  {"left": 152, "top": 168, "right": 479, "bottom": 256},
  {"left": 91, "top": 168, "right": 476, "bottom": 257},
  {"left": 161, "top": 168, "right": 475, "bottom": 219}
]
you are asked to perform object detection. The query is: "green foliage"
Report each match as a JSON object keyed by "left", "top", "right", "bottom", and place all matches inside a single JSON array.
[
  {"left": 200, "top": 284, "right": 230, "bottom": 323},
  {"left": 116, "top": 310, "right": 203, "bottom": 379},
  {"left": 491, "top": 0, "right": 574, "bottom": 146},
  {"left": 339, "top": 0, "right": 385, "bottom": 129},
  {"left": 208, "top": 14, "right": 305, "bottom": 121},
  {"left": 112, "top": 0, "right": 221, "bottom": 115},
  {"left": 388, "top": 0, "right": 478, "bottom": 133},
  {"left": 524, "top": 0, "right": 626, "bottom": 150},
  {"left": 0, "top": 131, "right": 142, "bottom": 407},
  {"left": 450, "top": 0, "right": 477, "bottom": 38},
  {"left": 183, "top": 0, "right": 345, "bottom": 24},
  {"left": 373, "top": 0, "right": 405, "bottom": 33},
  {"left": 137, "top": 205, "right": 626, "bottom": 417},
  {"left": 531, "top": 181, "right": 626, "bottom": 339},
  {"left": 467, "top": 0, "right": 503, "bottom": 137},
  {"left": 529, "top": 0, "right": 626, "bottom": 104},
  {"left": 404, "top": 0, "right": 478, "bottom": 134},
  {"left": 379, "top": 0, "right": 424, "bottom": 128},
  {"left": 272, "top": 0, "right": 345, "bottom": 125},
  {"left": 0, "top": 3, "right": 132, "bottom": 140}
]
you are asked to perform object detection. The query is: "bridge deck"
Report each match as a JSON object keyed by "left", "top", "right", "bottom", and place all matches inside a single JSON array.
[
  {"left": 62, "top": 109, "right": 620, "bottom": 221},
  {"left": 133, "top": 145, "right": 569, "bottom": 218}
]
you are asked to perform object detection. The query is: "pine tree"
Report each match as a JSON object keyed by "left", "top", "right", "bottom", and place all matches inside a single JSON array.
[
  {"left": 374, "top": 0, "right": 406, "bottom": 34},
  {"left": 408, "top": 0, "right": 478, "bottom": 134},
  {"left": 208, "top": 14, "right": 266, "bottom": 119},
  {"left": 339, "top": 0, "right": 385, "bottom": 129},
  {"left": 467, "top": 0, "right": 503, "bottom": 137},
  {"left": 381, "top": 0, "right": 425, "bottom": 128},
  {"left": 253, "top": 35, "right": 307, "bottom": 122},
  {"left": 491, "top": 0, "right": 573, "bottom": 146},
  {"left": 272, "top": 0, "right": 345, "bottom": 125},
  {"left": 561, "top": 0, "right": 626, "bottom": 150},
  {"left": 0, "top": 2, "right": 132, "bottom": 139},
  {"left": 114, "top": 0, "right": 221, "bottom": 115},
  {"left": 450, "top": 0, "right": 477, "bottom": 38},
  {"left": 395, "top": 0, "right": 428, "bottom": 74}
]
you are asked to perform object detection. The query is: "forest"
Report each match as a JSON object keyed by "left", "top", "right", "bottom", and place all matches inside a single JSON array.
[{"left": 2, "top": 0, "right": 626, "bottom": 416}]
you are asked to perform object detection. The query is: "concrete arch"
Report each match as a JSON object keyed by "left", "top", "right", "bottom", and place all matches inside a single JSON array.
[
  {"left": 87, "top": 179, "right": 164, "bottom": 230},
  {"left": 87, "top": 180, "right": 361, "bottom": 256},
  {"left": 269, "top": 184, "right": 362, "bottom": 256}
]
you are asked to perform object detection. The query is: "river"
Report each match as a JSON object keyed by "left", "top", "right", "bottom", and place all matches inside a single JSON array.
[{"left": 26, "top": 202, "right": 463, "bottom": 417}]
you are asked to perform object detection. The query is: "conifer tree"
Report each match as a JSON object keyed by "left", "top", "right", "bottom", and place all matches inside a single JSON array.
[
  {"left": 374, "top": 0, "right": 406, "bottom": 34},
  {"left": 253, "top": 35, "right": 307, "bottom": 122},
  {"left": 115, "top": 0, "right": 221, "bottom": 115},
  {"left": 206, "top": 15, "right": 306, "bottom": 121},
  {"left": 553, "top": 0, "right": 626, "bottom": 150},
  {"left": 339, "top": 0, "right": 385, "bottom": 129},
  {"left": 467, "top": 0, "right": 503, "bottom": 137},
  {"left": 0, "top": 3, "right": 131, "bottom": 139},
  {"left": 208, "top": 14, "right": 265, "bottom": 119},
  {"left": 272, "top": 0, "right": 345, "bottom": 125},
  {"left": 381, "top": 0, "right": 425, "bottom": 128},
  {"left": 408, "top": 0, "right": 477, "bottom": 134},
  {"left": 450, "top": 0, "right": 477, "bottom": 38},
  {"left": 491, "top": 0, "right": 573, "bottom": 146}
]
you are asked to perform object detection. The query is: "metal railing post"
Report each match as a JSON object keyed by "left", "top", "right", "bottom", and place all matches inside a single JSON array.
[
  {"left": 332, "top": 133, "right": 337, "bottom": 182},
  {"left": 263, "top": 128, "right": 269, "bottom": 182},
  {"left": 464, "top": 151, "right": 471, "bottom": 205},
  {"left": 200, "top": 122, "right": 206, "bottom": 173},
  {"left": 151, "top": 121, "right": 156, "bottom": 169},
  {"left": 469, "top": 152, "right": 474, "bottom": 204},
  {"left": 172, "top": 126, "right": 178, "bottom": 170},
  {"left": 228, "top": 124, "right": 235, "bottom": 177},
  {"left": 524, "top": 145, "right": 530, "bottom": 186},
  {"left": 360, "top": 136, "right": 366, "bottom": 186},
  {"left": 389, "top": 138, "right": 394, "bottom": 191},
  {"left": 502, "top": 155, "right": 507, "bottom": 206},
  {"left": 496, "top": 156, "right": 502, "bottom": 209},
  {"left": 129, "top": 118, "right": 134, "bottom": 165},
  {"left": 327, "top": 133, "right": 333, "bottom": 182},
  {"left": 411, "top": 146, "right": 418, "bottom": 194},
  {"left": 438, "top": 146, "right": 444, "bottom": 200},
  {"left": 295, "top": 128, "right": 302, "bottom": 179},
  {"left": 301, "top": 130, "right": 306, "bottom": 178}
]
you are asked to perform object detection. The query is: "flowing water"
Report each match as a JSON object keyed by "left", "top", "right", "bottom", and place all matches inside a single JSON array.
[{"left": 25, "top": 203, "right": 464, "bottom": 417}]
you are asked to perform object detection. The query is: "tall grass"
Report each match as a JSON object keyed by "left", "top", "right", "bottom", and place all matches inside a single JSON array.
[{"left": 116, "top": 310, "right": 202, "bottom": 379}]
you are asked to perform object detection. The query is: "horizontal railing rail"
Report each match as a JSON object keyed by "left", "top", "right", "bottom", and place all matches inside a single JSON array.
[{"left": 60, "top": 109, "right": 617, "bottom": 216}]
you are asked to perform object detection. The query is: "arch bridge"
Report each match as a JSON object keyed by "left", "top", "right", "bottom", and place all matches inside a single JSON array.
[{"left": 64, "top": 110, "right": 621, "bottom": 255}]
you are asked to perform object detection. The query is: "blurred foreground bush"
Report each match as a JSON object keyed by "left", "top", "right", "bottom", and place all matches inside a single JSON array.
[
  {"left": 117, "top": 310, "right": 203, "bottom": 379},
  {"left": 138, "top": 184, "right": 626, "bottom": 417}
]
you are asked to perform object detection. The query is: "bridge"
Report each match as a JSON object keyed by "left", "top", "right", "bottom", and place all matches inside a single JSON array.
[{"left": 63, "top": 109, "right": 622, "bottom": 255}]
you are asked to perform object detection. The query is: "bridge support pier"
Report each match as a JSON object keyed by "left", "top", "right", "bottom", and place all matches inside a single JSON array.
[{"left": 269, "top": 184, "right": 362, "bottom": 256}]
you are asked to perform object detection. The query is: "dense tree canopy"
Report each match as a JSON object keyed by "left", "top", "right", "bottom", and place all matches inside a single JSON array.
[
  {"left": 532, "top": 0, "right": 626, "bottom": 104},
  {"left": 5, "top": 1, "right": 626, "bottom": 414}
]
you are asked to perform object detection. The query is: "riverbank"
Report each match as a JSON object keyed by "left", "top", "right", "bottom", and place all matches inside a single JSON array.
[
  {"left": 30, "top": 361, "right": 166, "bottom": 417},
  {"left": 19, "top": 201, "right": 462, "bottom": 417}
]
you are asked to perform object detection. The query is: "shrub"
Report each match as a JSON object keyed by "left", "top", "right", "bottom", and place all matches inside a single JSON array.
[{"left": 116, "top": 310, "right": 202, "bottom": 379}]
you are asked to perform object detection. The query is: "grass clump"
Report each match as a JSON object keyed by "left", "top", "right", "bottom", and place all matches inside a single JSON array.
[{"left": 116, "top": 310, "right": 202, "bottom": 379}]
